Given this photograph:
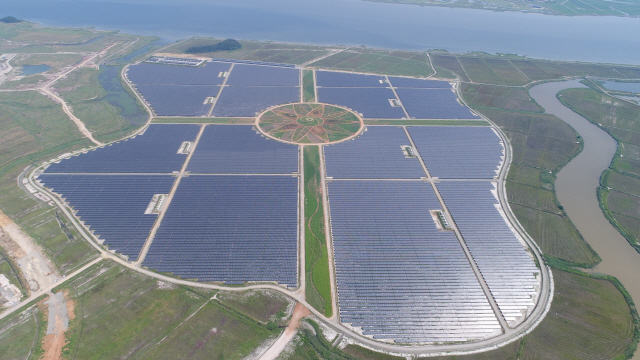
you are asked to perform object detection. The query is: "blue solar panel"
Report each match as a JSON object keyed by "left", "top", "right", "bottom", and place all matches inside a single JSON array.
[
  {"left": 38, "top": 175, "right": 175, "bottom": 261},
  {"left": 143, "top": 175, "right": 298, "bottom": 286},
  {"left": 408, "top": 126, "right": 504, "bottom": 179},
  {"left": 45, "top": 125, "right": 200, "bottom": 173},
  {"left": 225, "top": 64, "right": 300, "bottom": 86},
  {"left": 317, "top": 87, "right": 405, "bottom": 119},
  {"left": 126, "top": 62, "right": 231, "bottom": 85},
  {"left": 437, "top": 181, "right": 540, "bottom": 326},
  {"left": 328, "top": 181, "right": 500, "bottom": 343},
  {"left": 324, "top": 126, "right": 424, "bottom": 179},
  {"left": 395, "top": 88, "right": 480, "bottom": 119},
  {"left": 188, "top": 125, "right": 298, "bottom": 174},
  {"left": 316, "top": 71, "right": 387, "bottom": 88},
  {"left": 135, "top": 84, "right": 219, "bottom": 116},
  {"left": 212, "top": 86, "right": 300, "bottom": 117},
  {"left": 388, "top": 77, "right": 452, "bottom": 88},
  {"left": 209, "top": 58, "right": 295, "bottom": 68}
]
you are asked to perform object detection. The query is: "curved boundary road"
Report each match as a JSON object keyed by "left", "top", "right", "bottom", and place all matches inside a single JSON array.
[{"left": 2, "top": 79, "right": 555, "bottom": 358}]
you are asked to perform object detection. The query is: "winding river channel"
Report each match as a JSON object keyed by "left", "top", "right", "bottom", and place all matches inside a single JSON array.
[{"left": 530, "top": 81, "right": 640, "bottom": 341}]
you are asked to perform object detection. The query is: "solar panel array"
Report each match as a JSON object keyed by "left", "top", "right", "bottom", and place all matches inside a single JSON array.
[
  {"left": 328, "top": 181, "right": 501, "bottom": 343},
  {"left": 408, "top": 126, "right": 504, "bottom": 179},
  {"left": 224, "top": 64, "right": 300, "bottom": 86},
  {"left": 126, "top": 62, "right": 230, "bottom": 85},
  {"left": 45, "top": 125, "right": 200, "bottom": 174},
  {"left": 387, "top": 77, "right": 452, "bottom": 89},
  {"left": 209, "top": 58, "right": 296, "bottom": 68},
  {"left": 212, "top": 86, "right": 300, "bottom": 117},
  {"left": 211, "top": 63, "right": 301, "bottom": 117},
  {"left": 126, "top": 62, "right": 233, "bottom": 116},
  {"left": 143, "top": 176, "right": 298, "bottom": 286},
  {"left": 187, "top": 125, "right": 298, "bottom": 174},
  {"left": 324, "top": 126, "right": 424, "bottom": 179},
  {"left": 38, "top": 175, "right": 175, "bottom": 261},
  {"left": 134, "top": 84, "right": 220, "bottom": 116},
  {"left": 395, "top": 88, "right": 480, "bottom": 119},
  {"left": 317, "top": 87, "right": 405, "bottom": 119},
  {"left": 437, "top": 182, "right": 540, "bottom": 326},
  {"left": 316, "top": 71, "right": 387, "bottom": 88}
]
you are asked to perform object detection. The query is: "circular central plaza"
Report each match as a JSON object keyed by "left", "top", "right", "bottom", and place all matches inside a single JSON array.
[{"left": 256, "top": 103, "right": 363, "bottom": 144}]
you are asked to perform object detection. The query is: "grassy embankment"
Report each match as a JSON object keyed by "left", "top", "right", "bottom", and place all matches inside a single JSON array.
[
  {"left": 48, "top": 260, "right": 288, "bottom": 360},
  {"left": 304, "top": 146, "right": 333, "bottom": 317},
  {"left": 558, "top": 88, "right": 640, "bottom": 253},
  {"left": 367, "top": 0, "right": 640, "bottom": 17},
  {"left": 303, "top": 69, "right": 316, "bottom": 102}
]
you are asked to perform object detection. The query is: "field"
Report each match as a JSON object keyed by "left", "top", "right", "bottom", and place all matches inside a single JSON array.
[
  {"left": 307, "top": 49, "right": 434, "bottom": 77},
  {"left": 53, "top": 260, "right": 282, "bottom": 360},
  {"left": 366, "top": 0, "right": 640, "bottom": 17},
  {"left": 303, "top": 146, "right": 332, "bottom": 317},
  {"left": 160, "top": 38, "right": 331, "bottom": 66},
  {"left": 303, "top": 70, "right": 316, "bottom": 102},
  {"left": 0, "top": 305, "right": 44, "bottom": 359},
  {"left": 429, "top": 52, "right": 640, "bottom": 86},
  {"left": 558, "top": 88, "right": 640, "bottom": 250}
]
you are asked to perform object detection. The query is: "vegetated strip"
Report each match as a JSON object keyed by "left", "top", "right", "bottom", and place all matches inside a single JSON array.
[
  {"left": 364, "top": 119, "right": 489, "bottom": 126},
  {"left": 302, "top": 69, "right": 316, "bottom": 102},
  {"left": 545, "top": 256, "right": 640, "bottom": 359},
  {"left": 303, "top": 145, "right": 332, "bottom": 317},
  {"left": 151, "top": 117, "right": 255, "bottom": 124}
]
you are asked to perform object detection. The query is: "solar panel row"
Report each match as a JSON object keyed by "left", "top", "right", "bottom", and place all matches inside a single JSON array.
[
  {"left": 45, "top": 124, "right": 200, "bottom": 174},
  {"left": 437, "top": 182, "right": 540, "bottom": 326},
  {"left": 323, "top": 126, "right": 424, "bottom": 179},
  {"left": 328, "top": 181, "right": 501, "bottom": 343},
  {"left": 409, "top": 126, "right": 504, "bottom": 179},
  {"left": 143, "top": 176, "right": 298, "bottom": 286},
  {"left": 37, "top": 175, "right": 175, "bottom": 261},
  {"left": 187, "top": 125, "right": 298, "bottom": 174},
  {"left": 387, "top": 77, "right": 451, "bottom": 89}
]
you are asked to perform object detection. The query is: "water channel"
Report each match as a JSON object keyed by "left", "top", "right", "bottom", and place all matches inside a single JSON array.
[{"left": 530, "top": 81, "right": 640, "bottom": 354}]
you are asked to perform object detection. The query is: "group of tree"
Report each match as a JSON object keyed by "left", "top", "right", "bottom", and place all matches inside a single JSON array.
[
  {"left": 185, "top": 39, "right": 241, "bottom": 54},
  {"left": 0, "top": 16, "right": 23, "bottom": 23}
]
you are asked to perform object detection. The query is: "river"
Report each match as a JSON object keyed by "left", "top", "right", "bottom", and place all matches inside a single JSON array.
[
  {"left": 530, "top": 81, "right": 640, "bottom": 359},
  {"left": 5, "top": 0, "right": 640, "bottom": 65}
]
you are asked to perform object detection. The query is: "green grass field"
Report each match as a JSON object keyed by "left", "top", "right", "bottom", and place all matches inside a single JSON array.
[
  {"left": 303, "top": 70, "right": 316, "bottom": 102},
  {"left": 53, "top": 261, "right": 280, "bottom": 360},
  {"left": 304, "top": 146, "right": 332, "bottom": 317}
]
